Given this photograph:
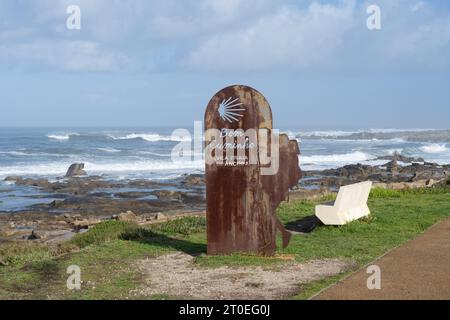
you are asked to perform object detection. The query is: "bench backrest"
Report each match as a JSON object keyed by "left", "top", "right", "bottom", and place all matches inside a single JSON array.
[{"left": 334, "top": 181, "right": 372, "bottom": 212}]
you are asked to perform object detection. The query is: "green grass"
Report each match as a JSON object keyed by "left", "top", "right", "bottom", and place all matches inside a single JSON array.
[
  {"left": 0, "top": 243, "right": 56, "bottom": 267},
  {"left": 70, "top": 220, "right": 139, "bottom": 248},
  {"left": 1, "top": 188, "right": 449, "bottom": 300},
  {"left": 148, "top": 216, "right": 206, "bottom": 236},
  {"left": 370, "top": 186, "right": 448, "bottom": 198}
]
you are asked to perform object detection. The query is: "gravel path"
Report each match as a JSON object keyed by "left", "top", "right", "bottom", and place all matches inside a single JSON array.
[
  {"left": 134, "top": 252, "right": 355, "bottom": 300},
  {"left": 315, "top": 217, "right": 450, "bottom": 300}
]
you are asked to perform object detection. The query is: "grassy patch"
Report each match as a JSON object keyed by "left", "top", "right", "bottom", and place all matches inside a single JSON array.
[
  {"left": 370, "top": 186, "right": 448, "bottom": 198},
  {"left": 0, "top": 243, "right": 55, "bottom": 267},
  {"left": 70, "top": 220, "right": 139, "bottom": 249},
  {"left": 1, "top": 189, "right": 449, "bottom": 300},
  {"left": 293, "top": 272, "right": 353, "bottom": 300},
  {"left": 148, "top": 216, "right": 206, "bottom": 236}
]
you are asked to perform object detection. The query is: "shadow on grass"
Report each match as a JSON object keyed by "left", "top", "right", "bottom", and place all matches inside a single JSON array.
[
  {"left": 120, "top": 228, "right": 207, "bottom": 257},
  {"left": 285, "top": 215, "right": 323, "bottom": 234}
]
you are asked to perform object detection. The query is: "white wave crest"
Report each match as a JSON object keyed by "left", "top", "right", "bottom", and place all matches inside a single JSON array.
[
  {"left": 47, "top": 133, "right": 79, "bottom": 141},
  {"left": 97, "top": 147, "right": 121, "bottom": 153},
  {"left": 301, "top": 151, "right": 373, "bottom": 164},
  {"left": 136, "top": 151, "right": 171, "bottom": 157},
  {"left": 0, "top": 151, "right": 28, "bottom": 156},
  {"left": 420, "top": 144, "right": 448, "bottom": 154},
  {"left": 0, "top": 160, "right": 204, "bottom": 179},
  {"left": 108, "top": 133, "right": 191, "bottom": 142},
  {"left": 295, "top": 131, "right": 355, "bottom": 138}
]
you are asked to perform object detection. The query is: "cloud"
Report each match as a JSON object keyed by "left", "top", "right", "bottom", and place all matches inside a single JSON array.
[
  {"left": 0, "top": 40, "right": 128, "bottom": 71},
  {"left": 184, "top": 0, "right": 450, "bottom": 72},
  {"left": 0, "top": 0, "right": 449, "bottom": 73},
  {"left": 185, "top": 0, "right": 357, "bottom": 71}
]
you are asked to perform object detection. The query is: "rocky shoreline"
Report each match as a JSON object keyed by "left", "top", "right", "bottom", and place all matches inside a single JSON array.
[
  {"left": 302, "top": 153, "right": 449, "bottom": 190},
  {"left": 1, "top": 154, "right": 449, "bottom": 245}
]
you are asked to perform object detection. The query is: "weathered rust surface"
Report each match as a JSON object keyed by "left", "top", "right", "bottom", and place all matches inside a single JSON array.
[{"left": 205, "top": 85, "right": 301, "bottom": 256}]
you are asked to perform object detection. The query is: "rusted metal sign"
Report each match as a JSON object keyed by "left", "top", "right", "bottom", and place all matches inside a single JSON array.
[{"left": 205, "top": 85, "right": 302, "bottom": 256}]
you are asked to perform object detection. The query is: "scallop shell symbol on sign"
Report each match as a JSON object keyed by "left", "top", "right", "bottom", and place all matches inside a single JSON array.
[{"left": 218, "top": 97, "right": 245, "bottom": 123}]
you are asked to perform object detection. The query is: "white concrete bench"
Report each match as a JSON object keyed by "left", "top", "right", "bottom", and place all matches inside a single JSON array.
[{"left": 315, "top": 181, "right": 372, "bottom": 226}]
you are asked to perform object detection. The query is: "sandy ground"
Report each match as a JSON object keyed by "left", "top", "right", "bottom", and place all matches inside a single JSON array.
[
  {"left": 315, "top": 217, "right": 450, "bottom": 300},
  {"left": 133, "top": 252, "right": 355, "bottom": 300}
]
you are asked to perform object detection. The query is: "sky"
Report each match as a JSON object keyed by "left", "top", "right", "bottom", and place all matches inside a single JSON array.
[{"left": 0, "top": 0, "right": 449, "bottom": 129}]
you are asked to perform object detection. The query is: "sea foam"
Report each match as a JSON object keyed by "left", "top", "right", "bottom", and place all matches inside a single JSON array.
[
  {"left": 301, "top": 151, "right": 373, "bottom": 164},
  {"left": 108, "top": 133, "right": 191, "bottom": 142},
  {"left": 0, "top": 159, "right": 204, "bottom": 179},
  {"left": 420, "top": 144, "right": 448, "bottom": 154},
  {"left": 47, "top": 133, "right": 79, "bottom": 141}
]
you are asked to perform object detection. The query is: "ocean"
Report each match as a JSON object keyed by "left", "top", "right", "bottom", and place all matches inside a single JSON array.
[{"left": 0, "top": 127, "right": 449, "bottom": 211}]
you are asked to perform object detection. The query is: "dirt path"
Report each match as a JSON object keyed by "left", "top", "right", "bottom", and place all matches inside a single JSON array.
[
  {"left": 315, "top": 217, "right": 450, "bottom": 300},
  {"left": 133, "top": 253, "right": 355, "bottom": 300}
]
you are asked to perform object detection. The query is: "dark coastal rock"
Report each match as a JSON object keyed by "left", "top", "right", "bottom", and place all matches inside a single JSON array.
[
  {"left": 50, "top": 200, "right": 64, "bottom": 208},
  {"left": 71, "top": 218, "right": 102, "bottom": 230},
  {"left": 36, "top": 194, "right": 193, "bottom": 216},
  {"left": 303, "top": 159, "right": 449, "bottom": 190},
  {"left": 151, "top": 190, "right": 183, "bottom": 201},
  {"left": 181, "top": 174, "right": 205, "bottom": 186},
  {"left": 14, "top": 178, "right": 51, "bottom": 188},
  {"left": 49, "top": 178, "right": 122, "bottom": 195},
  {"left": 28, "top": 229, "right": 42, "bottom": 240},
  {"left": 337, "top": 164, "right": 379, "bottom": 179},
  {"left": 4, "top": 176, "right": 22, "bottom": 182},
  {"left": 65, "top": 163, "right": 86, "bottom": 177},
  {"left": 128, "top": 179, "right": 174, "bottom": 189},
  {"left": 115, "top": 192, "right": 154, "bottom": 199},
  {"left": 384, "top": 160, "right": 399, "bottom": 175},
  {"left": 377, "top": 152, "right": 425, "bottom": 163}
]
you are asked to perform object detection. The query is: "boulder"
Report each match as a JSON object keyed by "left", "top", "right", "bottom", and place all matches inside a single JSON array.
[
  {"left": 28, "top": 229, "right": 42, "bottom": 240},
  {"left": 116, "top": 211, "right": 137, "bottom": 222},
  {"left": 50, "top": 200, "right": 64, "bottom": 208},
  {"left": 71, "top": 218, "right": 101, "bottom": 230},
  {"left": 385, "top": 160, "right": 399, "bottom": 174},
  {"left": 372, "top": 182, "right": 388, "bottom": 189},
  {"left": 65, "top": 163, "right": 86, "bottom": 177},
  {"left": 154, "top": 213, "right": 166, "bottom": 221},
  {"left": 426, "top": 179, "right": 440, "bottom": 188}
]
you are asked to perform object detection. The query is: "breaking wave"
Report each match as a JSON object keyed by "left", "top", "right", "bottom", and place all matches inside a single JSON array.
[
  {"left": 108, "top": 133, "right": 191, "bottom": 142},
  {"left": 47, "top": 133, "right": 80, "bottom": 141},
  {"left": 301, "top": 151, "right": 374, "bottom": 164},
  {"left": 0, "top": 159, "right": 203, "bottom": 179},
  {"left": 420, "top": 144, "right": 448, "bottom": 154},
  {"left": 97, "top": 147, "right": 121, "bottom": 153}
]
